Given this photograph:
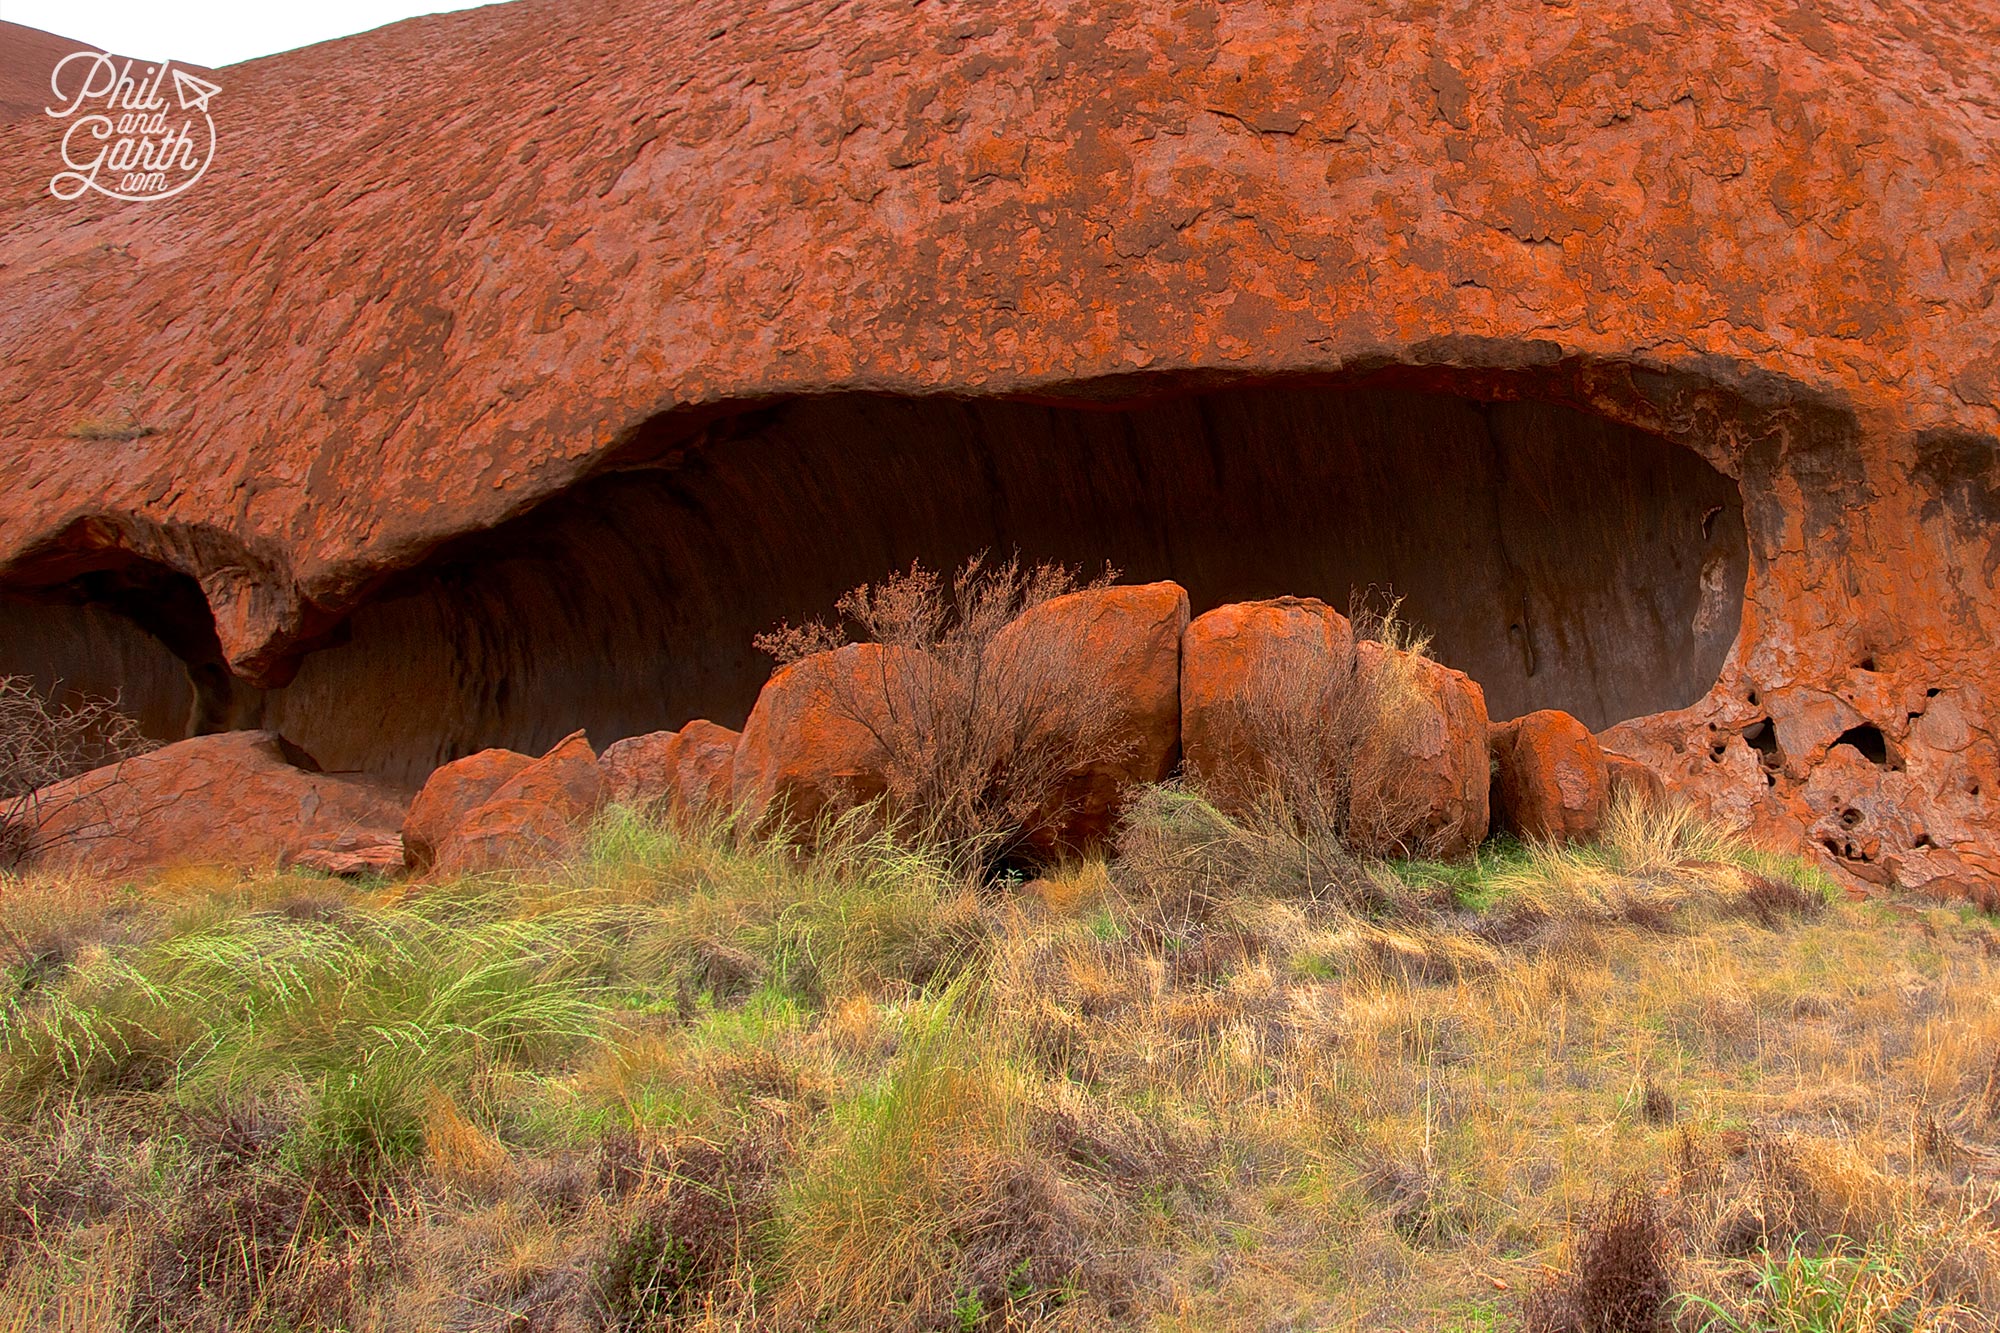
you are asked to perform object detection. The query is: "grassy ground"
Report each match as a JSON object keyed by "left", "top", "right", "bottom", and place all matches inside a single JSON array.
[{"left": 1, "top": 794, "right": 1997, "bottom": 1331}]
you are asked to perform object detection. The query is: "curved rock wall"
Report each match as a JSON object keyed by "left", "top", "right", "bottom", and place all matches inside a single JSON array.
[
  {"left": 0, "top": 0, "right": 1996, "bottom": 892},
  {"left": 240, "top": 379, "right": 1744, "bottom": 785}
]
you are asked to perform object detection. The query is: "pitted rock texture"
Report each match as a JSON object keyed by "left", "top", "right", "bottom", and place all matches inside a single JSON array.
[{"left": 2, "top": 1, "right": 1999, "bottom": 893}]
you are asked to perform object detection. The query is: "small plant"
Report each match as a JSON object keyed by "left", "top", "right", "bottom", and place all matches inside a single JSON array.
[
  {"left": 1680, "top": 1245, "right": 1928, "bottom": 1333},
  {"left": 0, "top": 675, "right": 156, "bottom": 869},
  {"left": 1524, "top": 1184, "right": 1681, "bottom": 1333}
]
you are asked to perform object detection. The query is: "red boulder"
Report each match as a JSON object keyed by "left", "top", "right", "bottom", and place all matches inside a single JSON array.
[
  {"left": 992, "top": 581, "right": 1189, "bottom": 850},
  {"left": 600, "top": 720, "right": 739, "bottom": 820},
  {"left": 1348, "top": 643, "right": 1492, "bottom": 858},
  {"left": 731, "top": 644, "right": 900, "bottom": 831},
  {"left": 434, "top": 798, "right": 577, "bottom": 876},
  {"left": 1490, "top": 710, "right": 1611, "bottom": 843},
  {"left": 402, "top": 747, "right": 534, "bottom": 870},
  {"left": 7, "top": 731, "right": 407, "bottom": 877},
  {"left": 1180, "top": 597, "right": 1355, "bottom": 816}
]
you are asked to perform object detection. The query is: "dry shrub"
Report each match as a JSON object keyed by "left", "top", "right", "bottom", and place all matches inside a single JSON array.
[
  {"left": 593, "top": 1132, "right": 776, "bottom": 1329},
  {"left": 1524, "top": 1184, "right": 1680, "bottom": 1333},
  {"left": 1699, "top": 1131, "right": 1895, "bottom": 1258},
  {"left": 1361, "top": 1151, "right": 1478, "bottom": 1246},
  {"left": 1113, "top": 784, "right": 1395, "bottom": 931},
  {"left": 127, "top": 1154, "right": 384, "bottom": 1331},
  {"left": 1220, "top": 594, "right": 1443, "bottom": 858},
  {"left": 0, "top": 676, "right": 155, "bottom": 869},
  {"left": 757, "top": 554, "right": 1134, "bottom": 868},
  {"left": 1730, "top": 872, "right": 1830, "bottom": 928}
]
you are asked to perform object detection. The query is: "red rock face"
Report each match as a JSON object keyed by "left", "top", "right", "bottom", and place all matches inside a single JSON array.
[
  {"left": 1348, "top": 644, "right": 1491, "bottom": 859},
  {"left": 1181, "top": 598, "right": 1357, "bottom": 815},
  {"left": 1490, "top": 710, "right": 1610, "bottom": 844},
  {"left": 600, "top": 720, "right": 739, "bottom": 820},
  {"left": 993, "top": 582, "right": 1188, "bottom": 851},
  {"left": 403, "top": 748, "right": 535, "bottom": 871},
  {"left": 6, "top": 731, "right": 406, "bottom": 876},
  {"left": 731, "top": 645, "right": 900, "bottom": 832},
  {"left": 2, "top": 2, "right": 1998, "bottom": 894}
]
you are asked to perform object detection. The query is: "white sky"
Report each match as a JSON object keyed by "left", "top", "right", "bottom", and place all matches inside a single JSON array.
[{"left": 1, "top": 0, "right": 520, "bottom": 68}]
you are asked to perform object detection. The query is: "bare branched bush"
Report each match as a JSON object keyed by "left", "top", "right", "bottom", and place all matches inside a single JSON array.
[
  {"left": 0, "top": 675, "right": 156, "bottom": 869},
  {"left": 1524, "top": 1184, "right": 1681, "bottom": 1333},
  {"left": 756, "top": 555, "right": 1135, "bottom": 868},
  {"left": 1214, "top": 592, "right": 1441, "bottom": 857}
]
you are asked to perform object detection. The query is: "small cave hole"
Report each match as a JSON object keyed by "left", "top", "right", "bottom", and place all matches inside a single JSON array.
[
  {"left": 1913, "top": 833, "right": 1935, "bottom": 849},
  {"left": 1926, "top": 687, "right": 1942, "bottom": 698},
  {"left": 1745, "top": 687, "right": 1760, "bottom": 708},
  {"left": 1839, "top": 807, "right": 1864, "bottom": 829},
  {"left": 1855, "top": 655, "right": 1877, "bottom": 672},
  {"left": 1742, "top": 717, "right": 1782, "bottom": 767},
  {"left": 1831, "top": 723, "right": 1892, "bottom": 768}
]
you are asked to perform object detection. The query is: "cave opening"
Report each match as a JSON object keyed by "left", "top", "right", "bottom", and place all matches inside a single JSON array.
[
  {"left": 0, "top": 558, "right": 259, "bottom": 745},
  {"left": 4, "top": 376, "right": 1752, "bottom": 789}
]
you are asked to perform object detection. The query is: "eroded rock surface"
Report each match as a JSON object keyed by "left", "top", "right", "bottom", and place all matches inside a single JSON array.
[
  {"left": 6, "top": 731, "right": 407, "bottom": 876},
  {"left": 2, "top": 0, "right": 1998, "bottom": 893}
]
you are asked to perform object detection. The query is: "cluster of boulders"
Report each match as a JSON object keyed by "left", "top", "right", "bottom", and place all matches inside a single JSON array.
[{"left": 6, "top": 585, "right": 1639, "bottom": 880}]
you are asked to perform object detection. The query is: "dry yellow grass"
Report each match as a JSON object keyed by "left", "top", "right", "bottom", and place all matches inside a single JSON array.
[{"left": 1, "top": 798, "right": 1996, "bottom": 1330}]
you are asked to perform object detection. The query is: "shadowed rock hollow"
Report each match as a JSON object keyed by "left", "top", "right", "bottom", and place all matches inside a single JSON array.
[{"left": 1, "top": 0, "right": 1997, "bottom": 895}]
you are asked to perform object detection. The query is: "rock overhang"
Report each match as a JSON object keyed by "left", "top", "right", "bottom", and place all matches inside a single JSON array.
[{"left": 0, "top": 0, "right": 1994, "bottom": 893}]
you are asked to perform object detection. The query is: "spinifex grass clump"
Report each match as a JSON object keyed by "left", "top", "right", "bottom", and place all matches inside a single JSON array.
[{"left": 0, "top": 893, "right": 607, "bottom": 1165}]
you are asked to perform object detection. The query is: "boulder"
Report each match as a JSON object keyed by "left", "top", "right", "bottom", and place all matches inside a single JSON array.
[
  {"left": 1180, "top": 597, "right": 1356, "bottom": 816},
  {"left": 992, "top": 581, "right": 1189, "bottom": 850},
  {"left": 288, "top": 832, "right": 407, "bottom": 879},
  {"left": 406, "top": 731, "right": 604, "bottom": 874},
  {"left": 486, "top": 730, "right": 603, "bottom": 823},
  {"left": 434, "top": 798, "right": 577, "bottom": 876},
  {"left": 732, "top": 644, "right": 901, "bottom": 831},
  {"left": 1489, "top": 710, "right": 1612, "bottom": 843},
  {"left": 402, "top": 747, "right": 534, "bottom": 870},
  {"left": 1348, "top": 644, "right": 1491, "bottom": 859},
  {"left": 1603, "top": 753, "right": 1668, "bottom": 811},
  {"left": 5, "top": 731, "right": 407, "bottom": 876},
  {"left": 600, "top": 720, "right": 739, "bottom": 819}
]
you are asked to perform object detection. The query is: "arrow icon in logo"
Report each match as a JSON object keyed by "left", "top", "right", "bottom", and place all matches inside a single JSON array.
[{"left": 171, "top": 68, "right": 221, "bottom": 112}]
